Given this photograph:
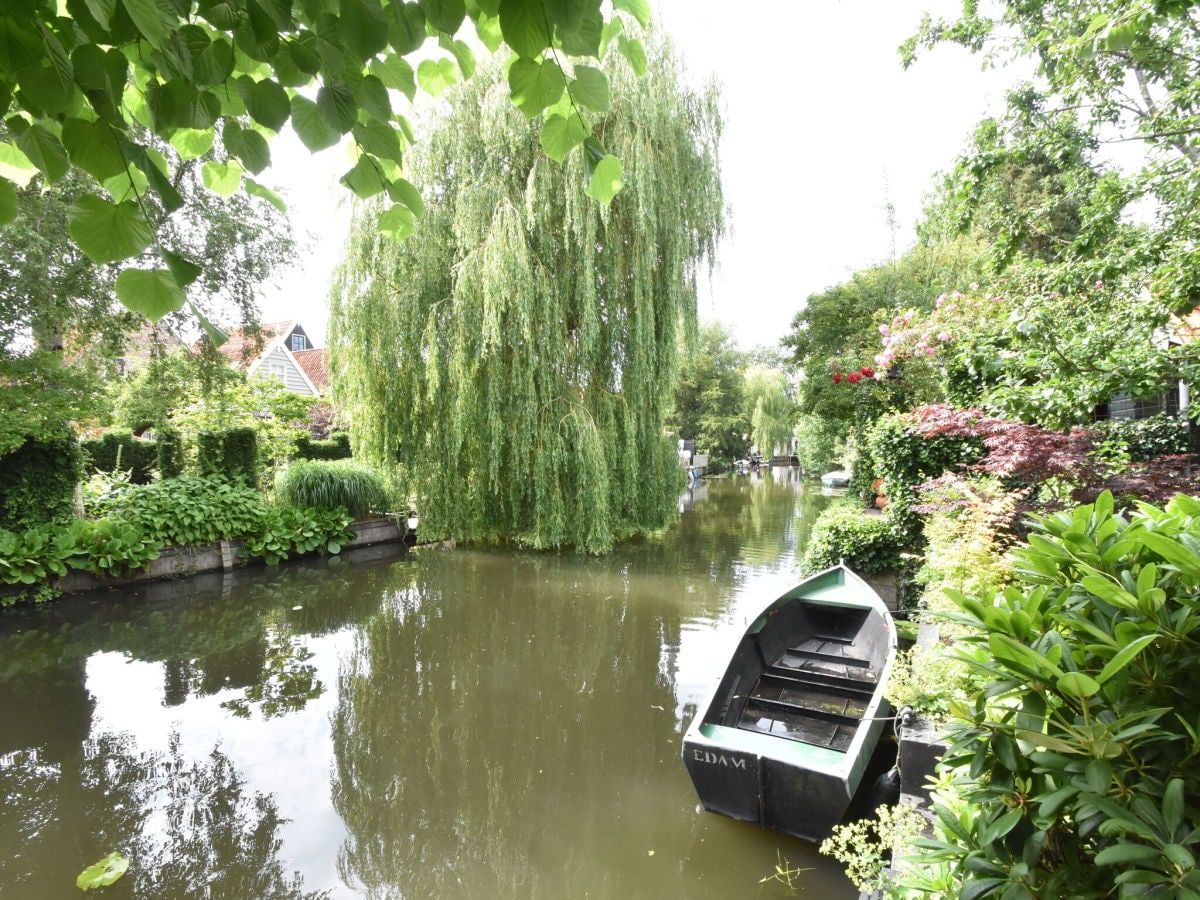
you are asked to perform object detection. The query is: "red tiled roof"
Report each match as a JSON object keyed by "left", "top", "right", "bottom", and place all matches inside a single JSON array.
[
  {"left": 292, "top": 348, "right": 330, "bottom": 393},
  {"left": 213, "top": 320, "right": 296, "bottom": 368}
]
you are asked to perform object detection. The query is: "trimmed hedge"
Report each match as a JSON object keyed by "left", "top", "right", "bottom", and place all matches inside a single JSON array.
[
  {"left": 799, "top": 500, "right": 905, "bottom": 576},
  {"left": 81, "top": 431, "right": 157, "bottom": 484},
  {"left": 295, "top": 432, "right": 352, "bottom": 460},
  {"left": 0, "top": 433, "right": 81, "bottom": 531}
]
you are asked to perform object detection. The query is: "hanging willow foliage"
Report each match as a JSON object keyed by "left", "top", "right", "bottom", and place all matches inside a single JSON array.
[{"left": 330, "top": 33, "right": 724, "bottom": 553}]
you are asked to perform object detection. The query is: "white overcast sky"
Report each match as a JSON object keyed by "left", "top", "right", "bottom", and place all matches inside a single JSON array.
[{"left": 258, "top": 0, "right": 1023, "bottom": 350}]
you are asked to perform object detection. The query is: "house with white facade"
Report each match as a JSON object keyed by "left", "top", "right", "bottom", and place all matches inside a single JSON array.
[{"left": 216, "top": 321, "right": 330, "bottom": 397}]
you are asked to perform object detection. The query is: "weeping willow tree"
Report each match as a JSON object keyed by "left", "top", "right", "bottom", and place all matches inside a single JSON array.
[
  {"left": 744, "top": 366, "right": 796, "bottom": 458},
  {"left": 330, "top": 34, "right": 724, "bottom": 553}
]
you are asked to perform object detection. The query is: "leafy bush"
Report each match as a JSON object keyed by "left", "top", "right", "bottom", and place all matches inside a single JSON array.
[
  {"left": 294, "top": 432, "right": 352, "bottom": 461},
  {"left": 865, "top": 413, "right": 984, "bottom": 533},
  {"left": 1092, "top": 412, "right": 1189, "bottom": 462},
  {"left": 97, "top": 475, "right": 268, "bottom": 546},
  {"left": 156, "top": 425, "right": 183, "bottom": 479},
  {"left": 0, "top": 433, "right": 82, "bottom": 531},
  {"left": 80, "top": 431, "right": 157, "bottom": 484},
  {"left": 0, "top": 525, "right": 76, "bottom": 604},
  {"left": 65, "top": 520, "right": 161, "bottom": 577},
  {"left": 799, "top": 500, "right": 905, "bottom": 576},
  {"left": 900, "top": 491, "right": 1200, "bottom": 898},
  {"left": 196, "top": 430, "right": 223, "bottom": 476},
  {"left": 241, "top": 506, "right": 354, "bottom": 565},
  {"left": 222, "top": 426, "right": 260, "bottom": 487},
  {"left": 273, "top": 459, "right": 391, "bottom": 518}
]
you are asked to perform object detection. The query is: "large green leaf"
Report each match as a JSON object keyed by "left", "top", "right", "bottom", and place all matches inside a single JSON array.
[
  {"left": 290, "top": 94, "right": 342, "bottom": 151},
  {"left": 352, "top": 121, "right": 404, "bottom": 163},
  {"left": 387, "top": 2, "right": 427, "bottom": 55},
  {"left": 499, "top": 0, "right": 550, "bottom": 59},
  {"left": 584, "top": 153, "right": 622, "bottom": 203},
  {"left": 169, "top": 127, "right": 216, "bottom": 159},
  {"left": 0, "top": 178, "right": 16, "bottom": 225},
  {"left": 317, "top": 78, "right": 358, "bottom": 132},
  {"left": 76, "top": 851, "right": 129, "bottom": 891},
  {"left": 201, "top": 159, "right": 243, "bottom": 195},
  {"left": 612, "top": 0, "right": 649, "bottom": 27},
  {"left": 340, "top": 0, "right": 390, "bottom": 60},
  {"left": 475, "top": 11, "right": 502, "bottom": 52},
  {"left": 67, "top": 195, "right": 153, "bottom": 263},
  {"left": 617, "top": 34, "right": 646, "bottom": 76},
  {"left": 418, "top": 0, "right": 465, "bottom": 34},
  {"left": 115, "top": 268, "right": 187, "bottom": 322},
  {"left": 1095, "top": 633, "right": 1157, "bottom": 685},
  {"left": 62, "top": 118, "right": 126, "bottom": 180},
  {"left": 441, "top": 36, "right": 476, "bottom": 79},
  {"left": 416, "top": 57, "right": 459, "bottom": 97},
  {"left": 123, "top": 0, "right": 172, "bottom": 45},
  {"left": 387, "top": 176, "right": 424, "bottom": 216},
  {"left": 370, "top": 54, "right": 416, "bottom": 98},
  {"left": 188, "top": 300, "right": 228, "bottom": 347},
  {"left": 244, "top": 177, "right": 288, "bottom": 213},
  {"left": 508, "top": 57, "right": 564, "bottom": 117},
  {"left": 568, "top": 64, "right": 609, "bottom": 112},
  {"left": 240, "top": 77, "right": 291, "bottom": 131},
  {"left": 378, "top": 203, "right": 416, "bottom": 240},
  {"left": 539, "top": 111, "right": 587, "bottom": 162},
  {"left": 556, "top": 2, "right": 602, "bottom": 56},
  {"left": 0, "top": 141, "right": 37, "bottom": 186},
  {"left": 339, "top": 156, "right": 387, "bottom": 199},
  {"left": 162, "top": 249, "right": 201, "bottom": 286},
  {"left": 16, "top": 124, "right": 69, "bottom": 182}
]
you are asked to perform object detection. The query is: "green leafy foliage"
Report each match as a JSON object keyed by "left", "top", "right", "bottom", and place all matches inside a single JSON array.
[
  {"left": 80, "top": 431, "right": 157, "bottom": 484},
  {"left": 0, "top": 525, "right": 76, "bottom": 603},
  {"left": 665, "top": 322, "right": 749, "bottom": 472},
  {"left": 155, "top": 426, "right": 183, "bottom": 479},
  {"left": 273, "top": 460, "right": 391, "bottom": 518},
  {"left": 96, "top": 476, "right": 267, "bottom": 547},
  {"left": 900, "top": 492, "right": 1200, "bottom": 897},
  {"left": 65, "top": 519, "right": 161, "bottom": 577},
  {"left": 743, "top": 366, "right": 794, "bottom": 458},
  {"left": 240, "top": 506, "right": 355, "bottom": 566},
  {"left": 222, "top": 427, "right": 260, "bottom": 488},
  {"left": 331, "top": 36, "right": 724, "bottom": 553},
  {"left": 799, "top": 500, "right": 906, "bottom": 576},
  {"left": 294, "top": 432, "right": 353, "bottom": 461},
  {"left": 0, "top": 0, "right": 635, "bottom": 317},
  {"left": 1092, "top": 413, "right": 1189, "bottom": 464},
  {"left": 0, "top": 432, "right": 82, "bottom": 531}
]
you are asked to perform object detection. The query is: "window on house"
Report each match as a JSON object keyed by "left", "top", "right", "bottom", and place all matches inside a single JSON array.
[
  {"left": 291, "top": 334, "right": 306, "bottom": 351},
  {"left": 268, "top": 363, "right": 287, "bottom": 383}
]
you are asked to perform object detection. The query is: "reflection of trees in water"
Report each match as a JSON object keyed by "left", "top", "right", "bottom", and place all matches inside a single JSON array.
[
  {"left": 0, "top": 733, "right": 326, "bottom": 899},
  {"left": 331, "top": 550, "right": 692, "bottom": 898}
]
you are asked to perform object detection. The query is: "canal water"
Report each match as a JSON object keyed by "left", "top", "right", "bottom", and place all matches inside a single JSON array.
[{"left": 0, "top": 470, "right": 860, "bottom": 898}]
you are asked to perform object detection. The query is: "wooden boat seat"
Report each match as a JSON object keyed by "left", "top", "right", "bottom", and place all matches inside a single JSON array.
[{"left": 735, "top": 668, "right": 871, "bottom": 752}]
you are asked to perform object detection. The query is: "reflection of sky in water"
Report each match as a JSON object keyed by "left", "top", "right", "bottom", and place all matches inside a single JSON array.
[
  {"left": 86, "top": 634, "right": 355, "bottom": 895},
  {"left": 13, "top": 475, "right": 844, "bottom": 899}
]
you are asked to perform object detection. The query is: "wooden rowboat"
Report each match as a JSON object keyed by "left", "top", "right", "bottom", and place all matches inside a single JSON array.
[{"left": 682, "top": 563, "right": 898, "bottom": 841}]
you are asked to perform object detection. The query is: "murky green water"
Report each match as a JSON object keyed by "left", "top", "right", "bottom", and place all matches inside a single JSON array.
[{"left": 0, "top": 470, "right": 860, "bottom": 899}]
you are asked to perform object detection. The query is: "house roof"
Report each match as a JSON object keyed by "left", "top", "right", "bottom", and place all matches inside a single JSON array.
[
  {"left": 292, "top": 348, "right": 330, "bottom": 393},
  {"left": 214, "top": 320, "right": 299, "bottom": 368}
]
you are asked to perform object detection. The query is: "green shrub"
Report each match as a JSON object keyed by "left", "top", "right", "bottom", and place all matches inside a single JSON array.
[
  {"left": 156, "top": 425, "right": 183, "bottom": 479},
  {"left": 799, "top": 500, "right": 905, "bottom": 576},
  {"left": 195, "top": 430, "right": 223, "bottom": 476},
  {"left": 65, "top": 519, "right": 161, "bottom": 577},
  {"left": 97, "top": 475, "right": 267, "bottom": 546},
  {"left": 899, "top": 491, "right": 1200, "bottom": 898},
  {"left": 864, "top": 414, "right": 984, "bottom": 536},
  {"left": 0, "top": 525, "right": 77, "bottom": 605},
  {"left": 241, "top": 506, "right": 355, "bottom": 565},
  {"left": 0, "top": 433, "right": 82, "bottom": 531},
  {"left": 294, "top": 431, "right": 352, "bottom": 461},
  {"left": 273, "top": 459, "right": 391, "bottom": 518},
  {"left": 222, "top": 426, "right": 259, "bottom": 487},
  {"left": 1092, "top": 412, "right": 1189, "bottom": 462},
  {"left": 80, "top": 431, "right": 157, "bottom": 484}
]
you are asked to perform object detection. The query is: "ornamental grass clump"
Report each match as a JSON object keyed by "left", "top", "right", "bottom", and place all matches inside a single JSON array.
[{"left": 273, "top": 460, "right": 391, "bottom": 519}]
